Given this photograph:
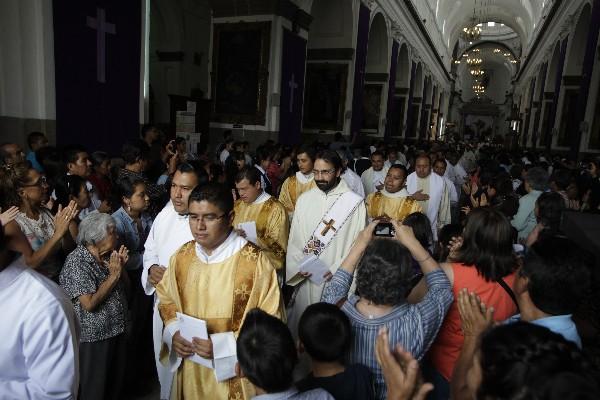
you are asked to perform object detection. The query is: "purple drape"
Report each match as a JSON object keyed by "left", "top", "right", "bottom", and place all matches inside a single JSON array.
[
  {"left": 350, "top": 3, "right": 371, "bottom": 135},
  {"left": 279, "top": 29, "right": 307, "bottom": 145}
]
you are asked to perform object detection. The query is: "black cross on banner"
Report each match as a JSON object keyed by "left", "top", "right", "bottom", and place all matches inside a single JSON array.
[{"left": 86, "top": 8, "right": 116, "bottom": 83}]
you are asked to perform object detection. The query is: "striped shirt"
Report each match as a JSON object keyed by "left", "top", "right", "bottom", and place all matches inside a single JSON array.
[{"left": 321, "top": 269, "right": 453, "bottom": 399}]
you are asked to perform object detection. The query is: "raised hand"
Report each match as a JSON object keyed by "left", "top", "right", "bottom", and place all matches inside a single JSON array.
[
  {"left": 0, "top": 206, "right": 19, "bottom": 226},
  {"left": 457, "top": 289, "right": 494, "bottom": 337},
  {"left": 116, "top": 245, "right": 129, "bottom": 266},
  {"left": 375, "top": 327, "right": 433, "bottom": 400},
  {"left": 53, "top": 201, "right": 79, "bottom": 237},
  {"left": 391, "top": 221, "right": 417, "bottom": 246}
]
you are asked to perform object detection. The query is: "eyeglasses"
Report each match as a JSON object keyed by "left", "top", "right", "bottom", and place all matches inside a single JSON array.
[
  {"left": 21, "top": 176, "right": 48, "bottom": 188},
  {"left": 189, "top": 213, "right": 227, "bottom": 224},
  {"left": 313, "top": 168, "right": 336, "bottom": 177}
]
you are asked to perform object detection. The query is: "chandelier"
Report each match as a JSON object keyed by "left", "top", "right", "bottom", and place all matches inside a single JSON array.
[
  {"left": 466, "top": 56, "right": 482, "bottom": 67},
  {"left": 470, "top": 67, "right": 485, "bottom": 77},
  {"left": 472, "top": 81, "right": 485, "bottom": 95},
  {"left": 462, "top": 23, "right": 482, "bottom": 42}
]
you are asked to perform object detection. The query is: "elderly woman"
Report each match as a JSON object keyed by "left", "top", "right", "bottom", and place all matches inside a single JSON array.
[
  {"left": 321, "top": 220, "right": 453, "bottom": 399},
  {"left": 59, "top": 212, "right": 129, "bottom": 400},
  {"left": 511, "top": 167, "right": 549, "bottom": 240}
]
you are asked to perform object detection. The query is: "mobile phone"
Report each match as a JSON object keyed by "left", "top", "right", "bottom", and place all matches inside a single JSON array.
[{"left": 374, "top": 222, "right": 394, "bottom": 237}]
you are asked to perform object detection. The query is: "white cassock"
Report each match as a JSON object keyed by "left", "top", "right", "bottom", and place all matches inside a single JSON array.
[
  {"left": 341, "top": 168, "right": 365, "bottom": 198},
  {"left": 286, "top": 179, "right": 366, "bottom": 335},
  {"left": 442, "top": 175, "right": 459, "bottom": 203},
  {"left": 142, "top": 201, "right": 194, "bottom": 399},
  {"left": 0, "top": 257, "right": 79, "bottom": 399},
  {"left": 406, "top": 172, "right": 451, "bottom": 240},
  {"left": 360, "top": 166, "right": 389, "bottom": 195}
]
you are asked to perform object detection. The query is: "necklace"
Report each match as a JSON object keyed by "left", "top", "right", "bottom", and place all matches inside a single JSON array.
[{"left": 359, "top": 299, "right": 393, "bottom": 319}]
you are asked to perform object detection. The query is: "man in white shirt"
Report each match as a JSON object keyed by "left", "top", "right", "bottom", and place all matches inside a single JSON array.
[
  {"left": 336, "top": 150, "right": 365, "bottom": 198},
  {"left": 142, "top": 163, "right": 203, "bottom": 399},
  {"left": 219, "top": 138, "right": 234, "bottom": 165},
  {"left": 0, "top": 226, "right": 79, "bottom": 399},
  {"left": 360, "top": 151, "right": 389, "bottom": 196},
  {"left": 434, "top": 158, "right": 459, "bottom": 223}
]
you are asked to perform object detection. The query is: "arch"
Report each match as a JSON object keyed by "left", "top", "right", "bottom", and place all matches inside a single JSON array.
[
  {"left": 545, "top": 42, "right": 561, "bottom": 90},
  {"left": 365, "top": 12, "right": 389, "bottom": 74},
  {"left": 308, "top": 0, "right": 354, "bottom": 49},
  {"left": 565, "top": 3, "right": 592, "bottom": 76},
  {"left": 424, "top": 77, "right": 433, "bottom": 104},
  {"left": 395, "top": 43, "right": 410, "bottom": 88}
]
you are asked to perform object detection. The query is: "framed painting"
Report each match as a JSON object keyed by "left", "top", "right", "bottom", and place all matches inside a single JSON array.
[
  {"left": 362, "top": 84, "right": 383, "bottom": 131},
  {"left": 211, "top": 22, "right": 271, "bottom": 125},
  {"left": 303, "top": 63, "right": 348, "bottom": 130}
]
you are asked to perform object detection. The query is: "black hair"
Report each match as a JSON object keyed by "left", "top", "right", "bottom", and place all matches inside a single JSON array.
[
  {"left": 298, "top": 303, "right": 351, "bottom": 363},
  {"left": 456, "top": 207, "right": 516, "bottom": 281},
  {"left": 436, "top": 223, "right": 463, "bottom": 262},
  {"left": 62, "top": 145, "right": 87, "bottom": 167},
  {"left": 0, "top": 162, "right": 30, "bottom": 209},
  {"left": 140, "top": 124, "right": 157, "bottom": 139},
  {"left": 90, "top": 151, "right": 110, "bottom": 167},
  {"left": 402, "top": 212, "right": 432, "bottom": 250},
  {"left": 232, "top": 151, "right": 246, "bottom": 161},
  {"left": 371, "top": 150, "right": 384, "bottom": 159},
  {"left": 0, "top": 222, "right": 5, "bottom": 252},
  {"left": 27, "top": 131, "right": 46, "bottom": 149},
  {"left": 551, "top": 168, "right": 572, "bottom": 190},
  {"left": 433, "top": 158, "right": 447, "bottom": 167},
  {"left": 54, "top": 175, "right": 87, "bottom": 208},
  {"left": 174, "top": 137, "right": 186, "bottom": 146},
  {"left": 356, "top": 239, "right": 414, "bottom": 305},
  {"left": 237, "top": 309, "right": 297, "bottom": 393},
  {"left": 536, "top": 192, "right": 565, "bottom": 235},
  {"left": 478, "top": 322, "right": 599, "bottom": 399},
  {"left": 176, "top": 161, "right": 209, "bottom": 187},
  {"left": 388, "top": 164, "right": 408, "bottom": 177},
  {"left": 297, "top": 144, "right": 316, "bottom": 162},
  {"left": 255, "top": 146, "right": 272, "bottom": 163},
  {"left": 235, "top": 166, "right": 261, "bottom": 185},
  {"left": 121, "top": 143, "right": 147, "bottom": 165},
  {"left": 315, "top": 149, "right": 342, "bottom": 171},
  {"left": 521, "top": 235, "right": 593, "bottom": 315},
  {"left": 116, "top": 175, "right": 146, "bottom": 201},
  {"left": 188, "top": 183, "right": 233, "bottom": 214}
]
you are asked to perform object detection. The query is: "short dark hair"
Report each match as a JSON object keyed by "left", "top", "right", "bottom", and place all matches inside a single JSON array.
[
  {"left": 433, "top": 158, "right": 447, "bottom": 167},
  {"left": 235, "top": 166, "right": 261, "bottom": 185},
  {"left": 298, "top": 303, "right": 351, "bottom": 362},
  {"left": 122, "top": 143, "right": 146, "bottom": 165},
  {"left": 456, "top": 207, "right": 516, "bottom": 281},
  {"left": 140, "top": 124, "right": 157, "bottom": 139},
  {"left": 371, "top": 151, "right": 384, "bottom": 159},
  {"left": 237, "top": 309, "right": 296, "bottom": 393},
  {"left": 116, "top": 175, "right": 146, "bottom": 200},
  {"left": 315, "top": 149, "right": 342, "bottom": 171},
  {"left": 188, "top": 183, "right": 233, "bottom": 214},
  {"left": 356, "top": 239, "right": 414, "bottom": 305},
  {"left": 525, "top": 167, "right": 549, "bottom": 191},
  {"left": 297, "top": 144, "right": 316, "bottom": 162},
  {"left": 90, "top": 151, "right": 109, "bottom": 167},
  {"left": 62, "top": 145, "right": 87, "bottom": 166},
  {"left": 478, "top": 322, "right": 598, "bottom": 399},
  {"left": 388, "top": 164, "right": 408, "bottom": 177},
  {"left": 521, "top": 235, "right": 592, "bottom": 315},
  {"left": 27, "top": 131, "right": 46, "bottom": 149},
  {"left": 255, "top": 146, "right": 272, "bottom": 163},
  {"left": 176, "top": 161, "right": 209, "bottom": 187},
  {"left": 551, "top": 169, "right": 571, "bottom": 190},
  {"left": 402, "top": 212, "right": 432, "bottom": 249},
  {"left": 55, "top": 175, "right": 87, "bottom": 208},
  {"left": 436, "top": 223, "right": 463, "bottom": 261},
  {"left": 536, "top": 192, "right": 565, "bottom": 235}
]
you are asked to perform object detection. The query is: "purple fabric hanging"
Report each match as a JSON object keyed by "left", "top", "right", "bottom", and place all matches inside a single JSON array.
[
  {"left": 53, "top": 0, "right": 142, "bottom": 153},
  {"left": 405, "top": 62, "right": 417, "bottom": 137},
  {"left": 279, "top": 29, "right": 307, "bottom": 146},
  {"left": 385, "top": 41, "right": 399, "bottom": 138},
  {"left": 350, "top": 3, "right": 371, "bottom": 136}
]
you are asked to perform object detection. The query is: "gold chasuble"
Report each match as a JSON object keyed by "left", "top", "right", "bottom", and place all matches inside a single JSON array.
[
  {"left": 278, "top": 172, "right": 316, "bottom": 216},
  {"left": 233, "top": 194, "right": 289, "bottom": 270},
  {"left": 365, "top": 189, "right": 423, "bottom": 221},
  {"left": 156, "top": 236, "right": 284, "bottom": 400}
]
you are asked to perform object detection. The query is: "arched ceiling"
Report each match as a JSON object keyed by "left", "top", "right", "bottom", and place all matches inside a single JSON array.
[{"left": 418, "top": 0, "right": 554, "bottom": 52}]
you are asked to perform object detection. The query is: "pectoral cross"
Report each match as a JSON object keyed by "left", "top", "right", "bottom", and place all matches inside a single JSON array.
[
  {"left": 321, "top": 219, "right": 337, "bottom": 236},
  {"left": 87, "top": 7, "right": 116, "bottom": 83}
]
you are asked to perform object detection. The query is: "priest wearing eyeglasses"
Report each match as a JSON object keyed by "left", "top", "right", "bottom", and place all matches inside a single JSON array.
[{"left": 155, "top": 183, "right": 284, "bottom": 400}]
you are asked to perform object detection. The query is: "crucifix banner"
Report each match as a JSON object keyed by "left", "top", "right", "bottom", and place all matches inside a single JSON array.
[
  {"left": 53, "top": 0, "right": 142, "bottom": 152},
  {"left": 279, "top": 29, "right": 307, "bottom": 145}
]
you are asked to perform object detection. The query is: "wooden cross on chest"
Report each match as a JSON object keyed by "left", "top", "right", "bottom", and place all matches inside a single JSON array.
[{"left": 321, "top": 219, "right": 337, "bottom": 236}]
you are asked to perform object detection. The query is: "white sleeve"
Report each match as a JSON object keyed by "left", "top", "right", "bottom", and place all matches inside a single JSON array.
[
  {"left": 142, "top": 219, "right": 160, "bottom": 295},
  {"left": 0, "top": 303, "right": 79, "bottom": 400}
]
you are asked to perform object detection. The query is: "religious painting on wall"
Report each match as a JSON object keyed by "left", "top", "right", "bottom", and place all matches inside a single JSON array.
[
  {"left": 304, "top": 63, "right": 348, "bottom": 130},
  {"left": 362, "top": 84, "right": 383, "bottom": 131},
  {"left": 211, "top": 22, "right": 271, "bottom": 125}
]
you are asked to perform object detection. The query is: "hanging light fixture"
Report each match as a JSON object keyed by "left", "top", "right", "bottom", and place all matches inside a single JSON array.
[
  {"left": 493, "top": 48, "right": 501, "bottom": 54},
  {"left": 466, "top": 56, "right": 483, "bottom": 67},
  {"left": 470, "top": 67, "right": 485, "bottom": 77},
  {"left": 461, "top": 0, "right": 482, "bottom": 42}
]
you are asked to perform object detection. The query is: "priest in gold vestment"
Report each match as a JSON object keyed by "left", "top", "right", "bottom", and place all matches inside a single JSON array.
[
  {"left": 233, "top": 167, "right": 289, "bottom": 270},
  {"left": 366, "top": 164, "right": 422, "bottom": 221},
  {"left": 156, "top": 184, "right": 284, "bottom": 400},
  {"left": 278, "top": 146, "right": 317, "bottom": 218}
]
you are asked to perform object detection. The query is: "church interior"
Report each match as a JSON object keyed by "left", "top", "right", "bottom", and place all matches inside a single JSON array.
[{"left": 2, "top": 1, "right": 600, "bottom": 399}]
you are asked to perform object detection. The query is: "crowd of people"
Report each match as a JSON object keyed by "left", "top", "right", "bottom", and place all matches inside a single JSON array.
[{"left": 0, "top": 126, "right": 599, "bottom": 400}]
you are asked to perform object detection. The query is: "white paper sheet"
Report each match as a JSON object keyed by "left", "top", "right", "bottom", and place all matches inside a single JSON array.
[
  {"left": 177, "top": 312, "right": 213, "bottom": 369},
  {"left": 298, "top": 255, "right": 330, "bottom": 285},
  {"left": 238, "top": 221, "right": 258, "bottom": 245},
  {"left": 211, "top": 332, "right": 238, "bottom": 382}
]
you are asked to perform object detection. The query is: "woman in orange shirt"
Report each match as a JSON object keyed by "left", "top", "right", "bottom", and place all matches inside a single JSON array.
[{"left": 409, "top": 207, "right": 519, "bottom": 399}]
